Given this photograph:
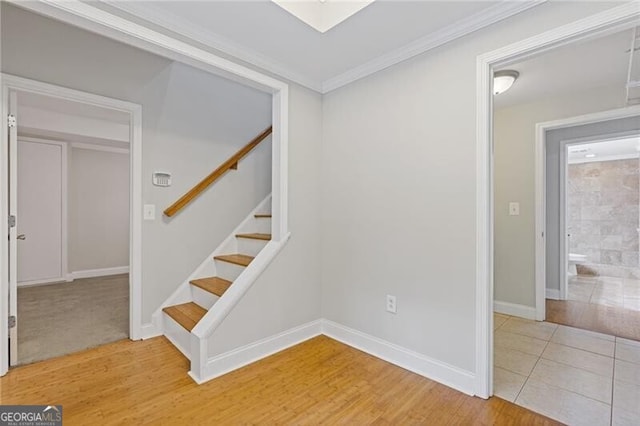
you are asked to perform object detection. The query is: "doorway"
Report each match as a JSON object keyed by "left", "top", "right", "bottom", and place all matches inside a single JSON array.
[{"left": 1, "top": 75, "right": 143, "bottom": 369}]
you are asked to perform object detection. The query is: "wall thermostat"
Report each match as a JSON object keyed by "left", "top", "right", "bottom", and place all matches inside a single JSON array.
[{"left": 152, "top": 172, "right": 171, "bottom": 187}]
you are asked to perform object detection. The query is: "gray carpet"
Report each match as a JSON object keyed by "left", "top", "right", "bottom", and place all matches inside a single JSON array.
[{"left": 17, "top": 274, "right": 129, "bottom": 365}]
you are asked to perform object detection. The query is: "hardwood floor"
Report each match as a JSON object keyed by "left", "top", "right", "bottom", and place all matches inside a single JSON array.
[
  {"left": 0, "top": 335, "right": 559, "bottom": 425},
  {"left": 546, "top": 299, "right": 640, "bottom": 341}
]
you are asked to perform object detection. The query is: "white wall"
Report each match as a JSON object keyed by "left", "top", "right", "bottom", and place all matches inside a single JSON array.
[
  {"left": 69, "top": 147, "right": 130, "bottom": 273},
  {"left": 1, "top": 4, "right": 272, "bottom": 321},
  {"left": 321, "top": 1, "right": 622, "bottom": 374},
  {"left": 494, "top": 86, "right": 625, "bottom": 308}
]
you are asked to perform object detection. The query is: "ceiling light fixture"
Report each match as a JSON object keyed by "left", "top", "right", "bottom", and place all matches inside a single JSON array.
[{"left": 493, "top": 70, "right": 519, "bottom": 95}]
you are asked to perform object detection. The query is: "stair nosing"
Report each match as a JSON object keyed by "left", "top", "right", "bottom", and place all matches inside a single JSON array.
[{"left": 236, "top": 233, "right": 271, "bottom": 241}]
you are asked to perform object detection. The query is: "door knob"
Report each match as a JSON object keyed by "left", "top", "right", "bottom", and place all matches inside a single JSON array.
[{"left": 16, "top": 234, "right": 26, "bottom": 240}]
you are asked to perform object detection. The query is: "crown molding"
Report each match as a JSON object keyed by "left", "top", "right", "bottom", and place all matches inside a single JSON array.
[
  {"left": 104, "top": 0, "right": 545, "bottom": 95},
  {"left": 104, "top": 1, "right": 324, "bottom": 92},
  {"left": 322, "top": 1, "right": 547, "bottom": 93}
]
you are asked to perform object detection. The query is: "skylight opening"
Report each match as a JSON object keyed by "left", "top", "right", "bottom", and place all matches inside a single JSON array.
[{"left": 272, "top": 0, "right": 375, "bottom": 33}]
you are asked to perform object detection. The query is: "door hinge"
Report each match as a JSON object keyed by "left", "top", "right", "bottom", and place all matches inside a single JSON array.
[
  {"left": 8, "top": 215, "right": 15, "bottom": 228},
  {"left": 8, "top": 316, "right": 16, "bottom": 329},
  {"left": 7, "top": 114, "right": 16, "bottom": 128}
]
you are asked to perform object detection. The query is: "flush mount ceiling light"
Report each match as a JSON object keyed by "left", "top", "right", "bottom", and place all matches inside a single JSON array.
[
  {"left": 493, "top": 70, "right": 519, "bottom": 95},
  {"left": 272, "top": 0, "right": 375, "bottom": 33}
]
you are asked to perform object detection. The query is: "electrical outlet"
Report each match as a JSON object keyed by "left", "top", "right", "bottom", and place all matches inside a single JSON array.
[{"left": 386, "top": 295, "right": 397, "bottom": 314}]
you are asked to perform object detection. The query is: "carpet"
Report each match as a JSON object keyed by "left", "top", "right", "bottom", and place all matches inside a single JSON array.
[{"left": 17, "top": 274, "right": 129, "bottom": 365}]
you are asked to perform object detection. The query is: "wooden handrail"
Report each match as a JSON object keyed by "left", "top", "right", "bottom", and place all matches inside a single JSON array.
[{"left": 164, "top": 126, "right": 273, "bottom": 217}]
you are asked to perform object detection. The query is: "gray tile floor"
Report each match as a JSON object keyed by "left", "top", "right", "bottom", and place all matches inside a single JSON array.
[{"left": 494, "top": 313, "right": 640, "bottom": 426}]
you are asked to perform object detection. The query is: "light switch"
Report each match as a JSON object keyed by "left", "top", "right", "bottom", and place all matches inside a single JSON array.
[
  {"left": 509, "top": 202, "right": 520, "bottom": 216},
  {"left": 144, "top": 204, "right": 156, "bottom": 221}
]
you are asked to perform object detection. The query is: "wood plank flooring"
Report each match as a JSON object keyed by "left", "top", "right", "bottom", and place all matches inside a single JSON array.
[
  {"left": 546, "top": 299, "right": 640, "bottom": 341},
  {"left": 0, "top": 335, "right": 559, "bottom": 425}
]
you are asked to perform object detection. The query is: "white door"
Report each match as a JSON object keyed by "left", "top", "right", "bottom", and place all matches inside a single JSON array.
[{"left": 17, "top": 140, "right": 64, "bottom": 284}]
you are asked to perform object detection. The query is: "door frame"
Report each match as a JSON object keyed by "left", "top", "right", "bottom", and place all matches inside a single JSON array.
[
  {"left": 0, "top": 1, "right": 290, "bottom": 376},
  {"left": 475, "top": 2, "right": 640, "bottom": 398},
  {"left": 0, "top": 74, "right": 143, "bottom": 374},
  {"left": 15, "top": 137, "right": 69, "bottom": 287},
  {"left": 536, "top": 114, "right": 640, "bottom": 304}
]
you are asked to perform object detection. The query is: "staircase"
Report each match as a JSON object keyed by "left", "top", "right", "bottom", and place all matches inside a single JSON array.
[{"left": 158, "top": 203, "right": 273, "bottom": 361}]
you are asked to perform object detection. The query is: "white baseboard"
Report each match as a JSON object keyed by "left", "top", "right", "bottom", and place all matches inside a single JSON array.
[
  {"left": 140, "top": 322, "right": 162, "bottom": 340},
  {"left": 321, "top": 319, "right": 475, "bottom": 396},
  {"left": 190, "top": 320, "right": 322, "bottom": 384},
  {"left": 17, "top": 277, "right": 67, "bottom": 287},
  {"left": 68, "top": 266, "right": 129, "bottom": 280},
  {"left": 545, "top": 289, "right": 560, "bottom": 300},
  {"left": 494, "top": 300, "right": 537, "bottom": 320}
]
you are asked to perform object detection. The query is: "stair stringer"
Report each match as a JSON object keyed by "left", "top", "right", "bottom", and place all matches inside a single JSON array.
[
  {"left": 149, "top": 194, "right": 273, "bottom": 336},
  {"left": 189, "top": 233, "right": 291, "bottom": 383}
]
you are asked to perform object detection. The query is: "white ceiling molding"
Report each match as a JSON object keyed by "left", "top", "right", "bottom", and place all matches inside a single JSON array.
[
  {"left": 322, "top": 1, "right": 546, "bottom": 93},
  {"left": 106, "top": 1, "right": 545, "bottom": 94},
  {"left": 105, "top": 1, "right": 323, "bottom": 92}
]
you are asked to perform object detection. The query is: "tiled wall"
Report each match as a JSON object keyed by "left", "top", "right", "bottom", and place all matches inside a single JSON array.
[{"left": 568, "top": 158, "right": 640, "bottom": 278}]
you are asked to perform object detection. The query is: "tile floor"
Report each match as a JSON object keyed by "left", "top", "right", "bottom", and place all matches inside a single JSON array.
[
  {"left": 494, "top": 313, "right": 640, "bottom": 426},
  {"left": 569, "top": 275, "right": 640, "bottom": 311}
]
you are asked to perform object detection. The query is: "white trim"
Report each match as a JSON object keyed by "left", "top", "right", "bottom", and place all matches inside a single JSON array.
[
  {"left": 105, "top": 1, "right": 322, "bottom": 93},
  {"left": 68, "top": 266, "right": 129, "bottom": 280},
  {"left": 0, "top": 73, "right": 143, "bottom": 374},
  {"left": 476, "top": 2, "right": 640, "bottom": 399},
  {"left": 70, "top": 142, "right": 129, "bottom": 155},
  {"left": 323, "top": 1, "right": 544, "bottom": 93},
  {"left": 493, "top": 301, "right": 537, "bottom": 320},
  {"left": 534, "top": 122, "right": 547, "bottom": 319},
  {"left": 16, "top": 278, "right": 68, "bottom": 288},
  {"left": 322, "top": 320, "right": 476, "bottom": 396},
  {"left": 15, "top": 1, "right": 287, "bottom": 94},
  {"left": 535, "top": 105, "right": 640, "bottom": 309},
  {"left": 105, "top": 1, "right": 543, "bottom": 94},
  {"left": 569, "top": 153, "right": 640, "bottom": 164},
  {"left": 546, "top": 289, "right": 560, "bottom": 300},
  {"left": 190, "top": 320, "right": 322, "bottom": 384},
  {"left": 559, "top": 142, "right": 568, "bottom": 301},
  {"left": 140, "top": 322, "right": 162, "bottom": 340}
]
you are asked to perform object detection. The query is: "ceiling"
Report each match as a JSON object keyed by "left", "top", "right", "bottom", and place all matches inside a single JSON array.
[
  {"left": 19, "top": 91, "right": 131, "bottom": 124},
  {"left": 495, "top": 28, "right": 634, "bottom": 108},
  {"left": 106, "top": 0, "right": 539, "bottom": 93},
  {"left": 568, "top": 136, "right": 640, "bottom": 164}
]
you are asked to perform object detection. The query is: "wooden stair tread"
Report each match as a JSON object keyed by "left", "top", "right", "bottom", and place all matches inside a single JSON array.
[
  {"left": 214, "top": 254, "right": 254, "bottom": 267},
  {"left": 236, "top": 233, "right": 271, "bottom": 241},
  {"left": 254, "top": 214, "right": 272, "bottom": 218},
  {"left": 162, "top": 302, "right": 207, "bottom": 332},
  {"left": 190, "top": 277, "right": 232, "bottom": 297}
]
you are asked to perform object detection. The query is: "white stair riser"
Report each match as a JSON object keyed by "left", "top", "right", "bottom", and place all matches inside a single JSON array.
[
  {"left": 252, "top": 218, "right": 271, "bottom": 234},
  {"left": 237, "top": 238, "right": 269, "bottom": 257},
  {"left": 190, "top": 284, "right": 220, "bottom": 310},
  {"left": 215, "top": 260, "right": 247, "bottom": 281},
  {"left": 163, "top": 313, "right": 192, "bottom": 359}
]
